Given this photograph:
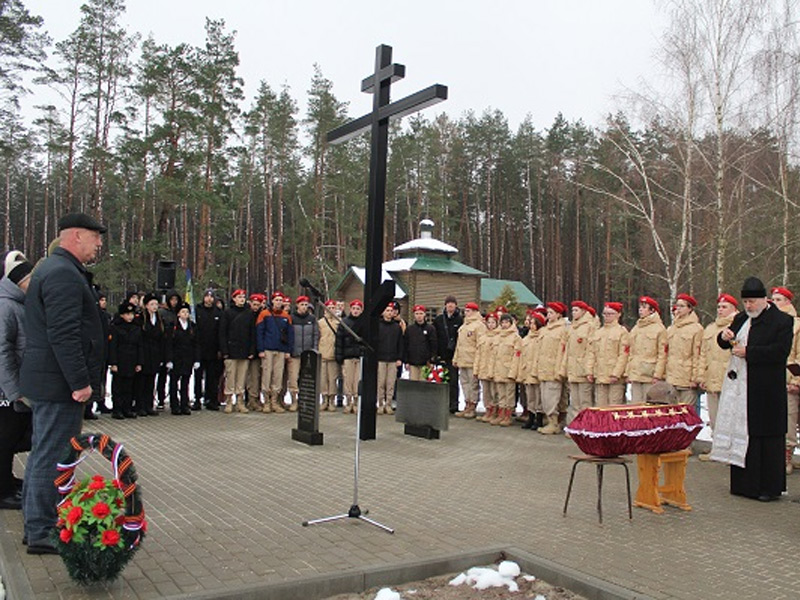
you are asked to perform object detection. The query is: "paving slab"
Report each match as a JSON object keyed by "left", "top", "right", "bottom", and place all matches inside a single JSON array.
[{"left": 0, "top": 406, "right": 799, "bottom": 599}]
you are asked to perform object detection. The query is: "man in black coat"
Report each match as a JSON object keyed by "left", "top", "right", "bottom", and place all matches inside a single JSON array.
[
  {"left": 404, "top": 304, "right": 438, "bottom": 381},
  {"left": 194, "top": 289, "right": 223, "bottom": 410},
  {"left": 20, "top": 213, "right": 107, "bottom": 554},
  {"left": 433, "top": 295, "right": 463, "bottom": 413},
  {"left": 718, "top": 276, "right": 794, "bottom": 501}
]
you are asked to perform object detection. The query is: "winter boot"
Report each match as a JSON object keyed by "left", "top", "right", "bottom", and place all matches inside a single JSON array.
[
  {"left": 539, "top": 414, "right": 560, "bottom": 435},
  {"left": 463, "top": 402, "right": 477, "bottom": 419},
  {"left": 223, "top": 395, "right": 233, "bottom": 414},
  {"left": 521, "top": 412, "right": 536, "bottom": 429},
  {"left": 384, "top": 400, "right": 394, "bottom": 415},
  {"left": 326, "top": 395, "right": 338, "bottom": 412},
  {"left": 236, "top": 396, "right": 249, "bottom": 413},
  {"left": 377, "top": 399, "right": 385, "bottom": 415},
  {"left": 261, "top": 394, "right": 273, "bottom": 413},
  {"left": 478, "top": 405, "right": 496, "bottom": 423},
  {"left": 455, "top": 402, "right": 473, "bottom": 418},
  {"left": 498, "top": 408, "right": 513, "bottom": 427},
  {"left": 489, "top": 406, "right": 505, "bottom": 425},
  {"left": 271, "top": 396, "right": 286, "bottom": 414},
  {"left": 536, "top": 413, "right": 544, "bottom": 429},
  {"left": 787, "top": 447, "right": 795, "bottom": 475},
  {"left": 288, "top": 392, "right": 298, "bottom": 412}
]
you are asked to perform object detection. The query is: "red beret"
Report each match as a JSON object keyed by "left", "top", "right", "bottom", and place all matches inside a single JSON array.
[
  {"left": 413, "top": 304, "right": 426, "bottom": 312},
  {"left": 676, "top": 293, "right": 697, "bottom": 307},
  {"left": 547, "top": 301, "right": 567, "bottom": 315},
  {"left": 296, "top": 295, "right": 310, "bottom": 303},
  {"left": 771, "top": 286, "right": 794, "bottom": 301},
  {"left": 249, "top": 293, "right": 266, "bottom": 302},
  {"left": 587, "top": 306, "right": 597, "bottom": 317},
  {"left": 534, "top": 306, "right": 548, "bottom": 316},
  {"left": 232, "top": 289, "right": 246, "bottom": 298},
  {"left": 349, "top": 299, "right": 364, "bottom": 308},
  {"left": 271, "top": 291, "right": 283, "bottom": 300},
  {"left": 571, "top": 300, "right": 590, "bottom": 312},
  {"left": 531, "top": 312, "right": 546, "bottom": 326},
  {"left": 485, "top": 312, "right": 498, "bottom": 322},
  {"left": 464, "top": 302, "right": 480, "bottom": 311},
  {"left": 639, "top": 296, "right": 660, "bottom": 313},
  {"left": 717, "top": 293, "right": 738, "bottom": 307},
  {"left": 604, "top": 301, "right": 624, "bottom": 313},
  {"left": 324, "top": 299, "right": 336, "bottom": 307}
]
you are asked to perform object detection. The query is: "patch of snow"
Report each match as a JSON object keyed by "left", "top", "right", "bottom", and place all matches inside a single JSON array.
[
  {"left": 383, "top": 258, "right": 417, "bottom": 272},
  {"left": 498, "top": 560, "right": 520, "bottom": 578},
  {"left": 534, "top": 595, "right": 547, "bottom": 600},
  {"left": 448, "top": 573, "right": 467, "bottom": 586},
  {"left": 450, "top": 563, "right": 520, "bottom": 592},
  {"left": 393, "top": 238, "right": 458, "bottom": 254},
  {"left": 350, "top": 267, "right": 407, "bottom": 298},
  {"left": 374, "top": 588, "right": 401, "bottom": 600},
  {"left": 523, "top": 574, "right": 537, "bottom": 581}
]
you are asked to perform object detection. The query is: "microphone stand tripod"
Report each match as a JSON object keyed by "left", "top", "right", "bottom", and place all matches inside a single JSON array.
[{"left": 300, "top": 282, "right": 394, "bottom": 534}]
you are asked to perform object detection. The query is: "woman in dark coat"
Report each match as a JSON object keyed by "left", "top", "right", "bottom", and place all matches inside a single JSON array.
[
  {"left": 166, "top": 303, "right": 200, "bottom": 415},
  {"left": 718, "top": 277, "right": 794, "bottom": 501},
  {"left": 136, "top": 292, "right": 167, "bottom": 416}
]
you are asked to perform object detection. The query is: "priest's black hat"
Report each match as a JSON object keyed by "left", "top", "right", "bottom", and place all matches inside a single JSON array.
[{"left": 741, "top": 277, "right": 767, "bottom": 298}]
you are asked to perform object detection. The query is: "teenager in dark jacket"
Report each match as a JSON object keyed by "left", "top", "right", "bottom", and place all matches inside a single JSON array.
[
  {"left": 256, "top": 292, "right": 293, "bottom": 413},
  {"left": 166, "top": 302, "right": 200, "bottom": 415},
  {"left": 219, "top": 289, "right": 256, "bottom": 413},
  {"left": 404, "top": 304, "right": 438, "bottom": 381},
  {"left": 109, "top": 302, "right": 144, "bottom": 419},
  {"left": 376, "top": 303, "right": 404, "bottom": 415},
  {"left": 155, "top": 289, "right": 181, "bottom": 408},
  {"left": 286, "top": 295, "right": 319, "bottom": 411},
  {"left": 194, "top": 289, "right": 223, "bottom": 410},
  {"left": 135, "top": 293, "right": 167, "bottom": 417},
  {"left": 335, "top": 299, "right": 365, "bottom": 414},
  {"left": 433, "top": 295, "right": 463, "bottom": 413}
]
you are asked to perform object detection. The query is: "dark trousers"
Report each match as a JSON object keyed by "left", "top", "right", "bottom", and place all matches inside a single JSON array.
[
  {"left": 135, "top": 372, "right": 157, "bottom": 413},
  {"left": 170, "top": 373, "right": 191, "bottom": 412},
  {"left": 445, "top": 362, "right": 459, "bottom": 412},
  {"left": 194, "top": 359, "right": 222, "bottom": 407},
  {"left": 155, "top": 364, "right": 169, "bottom": 404},
  {"left": 0, "top": 406, "right": 31, "bottom": 496},
  {"left": 23, "top": 400, "right": 83, "bottom": 544},
  {"left": 111, "top": 373, "right": 136, "bottom": 415}
]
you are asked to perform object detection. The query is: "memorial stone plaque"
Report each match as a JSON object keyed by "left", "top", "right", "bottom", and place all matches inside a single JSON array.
[
  {"left": 292, "top": 350, "right": 323, "bottom": 446},
  {"left": 395, "top": 379, "right": 449, "bottom": 439}
]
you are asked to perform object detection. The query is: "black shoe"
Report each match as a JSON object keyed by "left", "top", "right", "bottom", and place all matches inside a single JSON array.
[
  {"left": 97, "top": 403, "right": 113, "bottom": 414},
  {"left": 206, "top": 404, "right": 219, "bottom": 411},
  {"left": 112, "top": 412, "right": 125, "bottom": 420},
  {"left": 13, "top": 476, "right": 23, "bottom": 491},
  {"left": 123, "top": 412, "right": 137, "bottom": 419},
  {"left": 171, "top": 410, "right": 181, "bottom": 415},
  {"left": 521, "top": 413, "right": 536, "bottom": 430},
  {"left": 0, "top": 494, "right": 21, "bottom": 510},
  {"left": 137, "top": 410, "right": 148, "bottom": 417},
  {"left": 181, "top": 408, "right": 192, "bottom": 415},
  {"left": 191, "top": 402, "right": 202, "bottom": 411},
  {"left": 27, "top": 540, "right": 58, "bottom": 555},
  {"left": 145, "top": 408, "right": 158, "bottom": 416},
  {"left": 84, "top": 410, "right": 98, "bottom": 420}
]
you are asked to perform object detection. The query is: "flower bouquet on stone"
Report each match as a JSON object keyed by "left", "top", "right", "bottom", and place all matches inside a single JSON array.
[
  {"left": 422, "top": 363, "right": 449, "bottom": 384},
  {"left": 53, "top": 434, "right": 146, "bottom": 585}
]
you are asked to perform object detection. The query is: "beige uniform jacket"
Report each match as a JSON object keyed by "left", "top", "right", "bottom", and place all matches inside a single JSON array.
[
  {"left": 698, "top": 315, "right": 734, "bottom": 393},
  {"left": 516, "top": 330, "right": 541, "bottom": 384},
  {"left": 626, "top": 312, "right": 667, "bottom": 383},
  {"left": 665, "top": 311, "right": 703, "bottom": 388},
  {"left": 535, "top": 319, "right": 567, "bottom": 382},
  {"left": 777, "top": 303, "right": 800, "bottom": 386},
  {"left": 563, "top": 312, "right": 597, "bottom": 382},
  {"left": 318, "top": 316, "right": 339, "bottom": 361},
  {"left": 473, "top": 327, "right": 496, "bottom": 380},
  {"left": 490, "top": 326, "right": 521, "bottom": 382},
  {"left": 452, "top": 312, "right": 483, "bottom": 369},
  {"left": 586, "top": 321, "right": 630, "bottom": 384}
]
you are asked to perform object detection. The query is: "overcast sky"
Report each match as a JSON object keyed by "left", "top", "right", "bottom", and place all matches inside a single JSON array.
[{"left": 25, "top": 0, "right": 668, "bottom": 131}]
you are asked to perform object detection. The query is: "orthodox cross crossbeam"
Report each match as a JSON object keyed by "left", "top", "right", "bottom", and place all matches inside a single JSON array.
[{"left": 327, "top": 44, "right": 447, "bottom": 440}]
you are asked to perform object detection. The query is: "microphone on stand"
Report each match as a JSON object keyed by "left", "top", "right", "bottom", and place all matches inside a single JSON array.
[{"left": 299, "top": 278, "right": 324, "bottom": 300}]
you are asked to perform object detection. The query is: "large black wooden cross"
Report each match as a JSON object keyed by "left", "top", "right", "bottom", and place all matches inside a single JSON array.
[{"left": 328, "top": 44, "right": 447, "bottom": 440}]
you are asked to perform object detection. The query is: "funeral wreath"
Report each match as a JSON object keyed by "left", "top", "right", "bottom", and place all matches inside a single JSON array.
[
  {"left": 53, "top": 433, "right": 147, "bottom": 585},
  {"left": 422, "top": 364, "right": 449, "bottom": 384}
]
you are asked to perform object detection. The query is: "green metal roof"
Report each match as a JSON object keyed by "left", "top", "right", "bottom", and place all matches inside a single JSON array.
[
  {"left": 481, "top": 278, "right": 542, "bottom": 306},
  {"left": 407, "top": 254, "right": 487, "bottom": 276}
]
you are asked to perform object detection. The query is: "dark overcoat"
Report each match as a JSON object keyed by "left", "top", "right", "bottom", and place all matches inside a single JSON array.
[
  {"left": 404, "top": 321, "right": 438, "bottom": 366},
  {"left": 140, "top": 312, "right": 168, "bottom": 374},
  {"left": 433, "top": 308, "right": 463, "bottom": 361},
  {"left": 718, "top": 304, "right": 793, "bottom": 437},
  {"left": 108, "top": 318, "right": 144, "bottom": 377},
  {"left": 167, "top": 320, "right": 200, "bottom": 375},
  {"left": 19, "top": 247, "right": 106, "bottom": 402},
  {"left": 194, "top": 302, "right": 222, "bottom": 360}
]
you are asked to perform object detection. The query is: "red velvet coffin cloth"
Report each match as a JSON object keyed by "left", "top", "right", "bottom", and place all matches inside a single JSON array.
[{"left": 564, "top": 403, "right": 704, "bottom": 457}]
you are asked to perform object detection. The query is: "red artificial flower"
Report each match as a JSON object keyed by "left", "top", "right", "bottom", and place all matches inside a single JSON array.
[
  {"left": 115, "top": 515, "right": 125, "bottom": 525},
  {"left": 88, "top": 479, "right": 106, "bottom": 491},
  {"left": 112, "top": 479, "right": 123, "bottom": 489},
  {"left": 59, "top": 528, "right": 73, "bottom": 543},
  {"left": 101, "top": 529, "right": 120, "bottom": 546},
  {"left": 80, "top": 491, "right": 95, "bottom": 502},
  {"left": 66, "top": 506, "right": 83, "bottom": 526},
  {"left": 92, "top": 475, "right": 105, "bottom": 483},
  {"left": 92, "top": 502, "right": 111, "bottom": 519}
]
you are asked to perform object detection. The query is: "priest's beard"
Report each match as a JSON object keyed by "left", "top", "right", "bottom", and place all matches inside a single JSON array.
[{"left": 746, "top": 306, "right": 765, "bottom": 319}]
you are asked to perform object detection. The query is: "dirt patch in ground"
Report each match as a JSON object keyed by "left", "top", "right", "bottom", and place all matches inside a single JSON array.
[{"left": 325, "top": 570, "right": 587, "bottom": 600}]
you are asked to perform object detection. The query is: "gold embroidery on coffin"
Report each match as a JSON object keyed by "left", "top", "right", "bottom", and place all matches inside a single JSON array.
[{"left": 610, "top": 405, "right": 690, "bottom": 421}]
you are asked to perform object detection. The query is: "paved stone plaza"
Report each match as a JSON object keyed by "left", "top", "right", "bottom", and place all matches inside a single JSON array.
[{"left": 1, "top": 408, "right": 799, "bottom": 600}]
